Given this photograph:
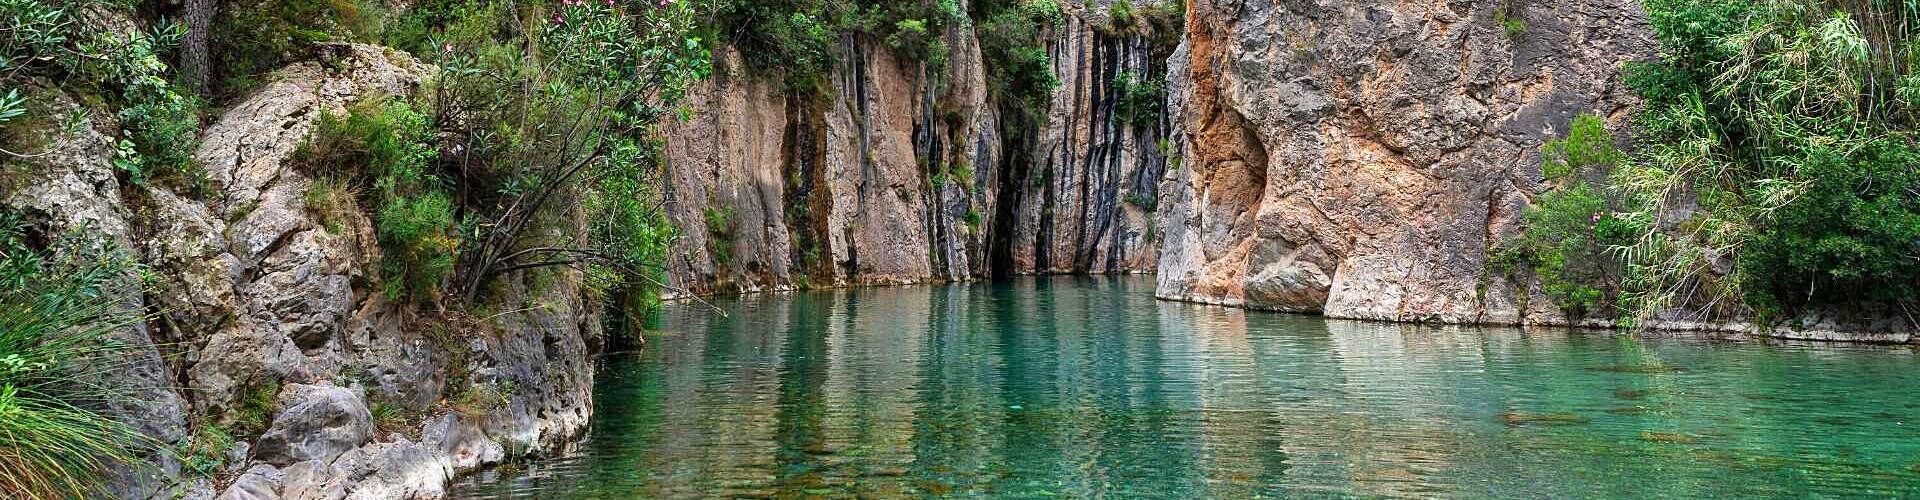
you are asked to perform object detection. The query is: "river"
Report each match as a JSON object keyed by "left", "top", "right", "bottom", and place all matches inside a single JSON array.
[{"left": 453, "top": 276, "right": 1920, "bottom": 498}]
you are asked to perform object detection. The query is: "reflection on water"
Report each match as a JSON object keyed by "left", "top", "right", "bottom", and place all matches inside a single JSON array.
[{"left": 454, "top": 277, "right": 1920, "bottom": 498}]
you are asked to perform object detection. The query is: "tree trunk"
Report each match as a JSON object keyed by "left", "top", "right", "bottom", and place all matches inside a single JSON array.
[{"left": 181, "top": 0, "right": 215, "bottom": 95}]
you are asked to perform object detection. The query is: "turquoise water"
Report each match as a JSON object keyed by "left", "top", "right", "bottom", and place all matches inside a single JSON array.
[{"left": 453, "top": 277, "right": 1920, "bottom": 498}]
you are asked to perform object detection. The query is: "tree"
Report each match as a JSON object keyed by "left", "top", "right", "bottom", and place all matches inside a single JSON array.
[{"left": 179, "top": 0, "right": 215, "bottom": 95}]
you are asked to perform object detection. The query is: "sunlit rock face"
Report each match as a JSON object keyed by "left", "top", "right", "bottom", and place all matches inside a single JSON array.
[
  {"left": 660, "top": 1, "right": 1169, "bottom": 297},
  {"left": 1154, "top": 0, "right": 1655, "bottom": 324}
]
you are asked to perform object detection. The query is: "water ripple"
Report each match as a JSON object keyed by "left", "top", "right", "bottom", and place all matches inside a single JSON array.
[{"left": 455, "top": 277, "right": 1920, "bottom": 499}]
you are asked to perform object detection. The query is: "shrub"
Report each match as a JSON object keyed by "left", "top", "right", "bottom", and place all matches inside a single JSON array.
[
  {"left": 976, "top": 0, "right": 1064, "bottom": 114},
  {"left": 0, "top": 0, "right": 205, "bottom": 192},
  {"left": 1498, "top": 113, "right": 1634, "bottom": 320},
  {"left": 180, "top": 423, "right": 234, "bottom": 477},
  {"left": 1111, "top": 70, "right": 1165, "bottom": 129},
  {"left": 1106, "top": 0, "right": 1135, "bottom": 33},
  {"left": 1615, "top": 0, "right": 1920, "bottom": 322},
  {"left": 210, "top": 0, "right": 383, "bottom": 97},
  {"left": 705, "top": 206, "right": 737, "bottom": 268},
  {"left": 298, "top": 99, "right": 456, "bottom": 303},
  {"left": 0, "top": 214, "right": 154, "bottom": 499},
  {"left": 1124, "top": 191, "right": 1156, "bottom": 212}
]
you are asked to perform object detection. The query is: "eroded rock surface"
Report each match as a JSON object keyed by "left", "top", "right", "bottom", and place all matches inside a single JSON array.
[
  {"left": 1155, "top": 0, "right": 1655, "bottom": 323},
  {"left": 254, "top": 384, "right": 375, "bottom": 466},
  {"left": 663, "top": 1, "right": 1170, "bottom": 296}
]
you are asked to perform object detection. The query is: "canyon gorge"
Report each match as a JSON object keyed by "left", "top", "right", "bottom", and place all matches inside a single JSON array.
[{"left": 1, "top": 0, "right": 1915, "bottom": 498}]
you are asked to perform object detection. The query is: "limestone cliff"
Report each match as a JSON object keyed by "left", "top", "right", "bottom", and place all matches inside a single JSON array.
[
  {"left": 662, "top": 1, "right": 1170, "bottom": 296},
  {"left": 1155, "top": 0, "right": 1654, "bottom": 324},
  {"left": 4, "top": 45, "right": 598, "bottom": 499}
]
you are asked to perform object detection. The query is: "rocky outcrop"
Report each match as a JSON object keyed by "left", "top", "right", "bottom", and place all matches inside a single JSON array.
[
  {"left": 6, "top": 43, "right": 600, "bottom": 499},
  {"left": 2, "top": 84, "right": 191, "bottom": 499},
  {"left": 662, "top": 1, "right": 1170, "bottom": 296},
  {"left": 1156, "top": 0, "right": 1655, "bottom": 323},
  {"left": 253, "top": 384, "right": 375, "bottom": 466}
]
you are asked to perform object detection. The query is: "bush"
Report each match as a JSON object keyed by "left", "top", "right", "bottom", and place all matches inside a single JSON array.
[
  {"left": 210, "top": 0, "right": 384, "bottom": 97},
  {"left": 1111, "top": 70, "right": 1165, "bottom": 129},
  {"left": 297, "top": 99, "right": 456, "bottom": 303},
  {"left": 1615, "top": 1, "right": 1920, "bottom": 321},
  {"left": 976, "top": 0, "right": 1064, "bottom": 114},
  {"left": 0, "top": 214, "right": 154, "bottom": 499},
  {"left": 0, "top": 0, "right": 205, "bottom": 192},
  {"left": 1498, "top": 113, "right": 1634, "bottom": 320},
  {"left": 704, "top": 206, "right": 737, "bottom": 268}
]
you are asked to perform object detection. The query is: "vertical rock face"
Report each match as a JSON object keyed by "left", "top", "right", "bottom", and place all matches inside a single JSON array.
[
  {"left": 1012, "top": 9, "right": 1171, "bottom": 275},
  {"left": 662, "top": 1, "right": 1170, "bottom": 296},
  {"left": 1156, "top": 0, "right": 1654, "bottom": 323}
]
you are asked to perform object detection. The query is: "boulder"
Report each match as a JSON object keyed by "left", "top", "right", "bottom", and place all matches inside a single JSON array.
[{"left": 253, "top": 384, "right": 374, "bottom": 466}]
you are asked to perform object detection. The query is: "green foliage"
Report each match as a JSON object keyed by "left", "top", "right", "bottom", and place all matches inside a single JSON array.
[
  {"left": 421, "top": 0, "right": 709, "bottom": 310},
  {"left": 962, "top": 207, "right": 983, "bottom": 232},
  {"left": 1494, "top": 11, "right": 1526, "bottom": 39},
  {"left": 232, "top": 378, "right": 281, "bottom": 436},
  {"left": 1499, "top": 113, "right": 1633, "bottom": 320},
  {"left": 299, "top": 99, "right": 456, "bottom": 303},
  {"left": 976, "top": 0, "right": 1064, "bottom": 114},
  {"left": 1124, "top": 191, "right": 1156, "bottom": 212},
  {"left": 0, "top": 214, "right": 154, "bottom": 499},
  {"left": 0, "top": 0, "right": 204, "bottom": 191},
  {"left": 1542, "top": 114, "right": 1623, "bottom": 181},
  {"left": 211, "top": 0, "right": 384, "bottom": 96},
  {"left": 1112, "top": 70, "right": 1165, "bottom": 129},
  {"left": 1107, "top": 0, "right": 1135, "bottom": 32},
  {"left": 180, "top": 423, "right": 234, "bottom": 477},
  {"left": 952, "top": 160, "right": 974, "bottom": 185},
  {"left": 1615, "top": 0, "right": 1920, "bottom": 322},
  {"left": 450, "top": 379, "right": 512, "bottom": 416},
  {"left": 714, "top": 0, "right": 964, "bottom": 90},
  {"left": 705, "top": 206, "right": 737, "bottom": 268}
]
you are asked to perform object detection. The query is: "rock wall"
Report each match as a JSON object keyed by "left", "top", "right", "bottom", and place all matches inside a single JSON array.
[
  {"left": 662, "top": 1, "right": 1169, "bottom": 296},
  {"left": 1155, "top": 0, "right": 1655, "bottom": 323},
  {"left": 5, "top": 44, "right": 598, "bottom": 499}
]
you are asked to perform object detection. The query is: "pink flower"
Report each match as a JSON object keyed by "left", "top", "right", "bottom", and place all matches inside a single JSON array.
[
  {"left": 443, "top": 43, "right": 453, "bottom": 53},
  {"left": 1590, "top": 212, "right": 1602, "bottom": 223}
]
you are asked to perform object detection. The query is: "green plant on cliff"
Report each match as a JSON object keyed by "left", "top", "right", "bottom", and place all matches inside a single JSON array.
[
  {"left": 976, "top": 0, "right": 1063, "bottom": 116},
  {"left": 1496, "top": 113, "right": 1635, "bottom": 320},
  {"left": 0, "top": 214, "right": 153, "bottom": 499},
  {"left": 429, "top": 0, "right": 709, "bottom": 308},
  {"left": 297, "top": 98, "right": 457, "bottom": 303},
  {"left": 704, "top": 206, "right": 738, "bottom": 269},
  {"left": 1612, "top": 0, "right": 1920, "bottom": 324},
  {"left": 1112, "top": 70, "right": 1166, "bottom": 129},
  {"left": 282, "top": 0, "right": 711, "bottom": 318},
  {"left": 209, "top": 0, "right": 385, "bottom": 97},
  {"left": 0, "top": 0, "right": 205, "bottom": 192},
  {"left": 712, "top": 0, "right": 964, "bottom": 91},
  {"left": 1493, "top": 1, "right": 1527, "bottom": 40}
]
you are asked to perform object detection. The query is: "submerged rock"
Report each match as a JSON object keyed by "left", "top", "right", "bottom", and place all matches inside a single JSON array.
[{"left": 1500, "top": 411, "right": 1591, "bottom": 426}]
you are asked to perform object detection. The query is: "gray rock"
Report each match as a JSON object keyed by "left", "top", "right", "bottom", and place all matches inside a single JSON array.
[
  {"left": 0, "top": 86, "right": 189, "bottom": 499},
  {"left": 217, "top": 464, "right": 285, "bottom": 500},
  {"left": 422, "top": 414, "right": 503, "bottom": 471},
  {"left": 278, "top": 440, "right": 451, "bottom": 500},
  {"left": 253, "top": 384, "right": 374, "bottom": 466}
]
